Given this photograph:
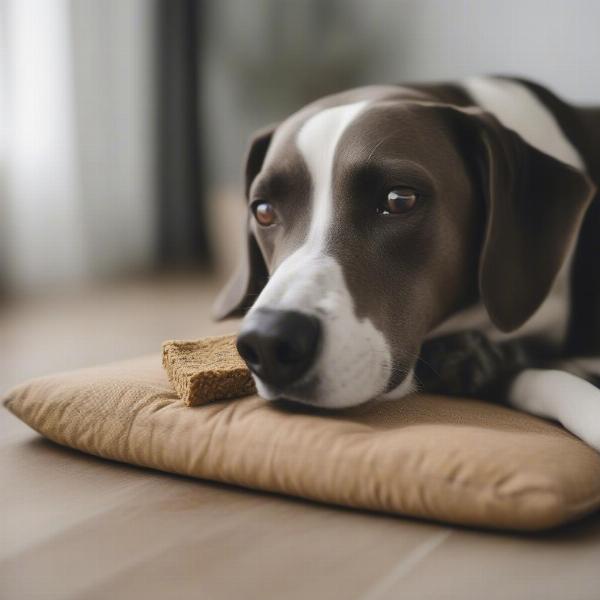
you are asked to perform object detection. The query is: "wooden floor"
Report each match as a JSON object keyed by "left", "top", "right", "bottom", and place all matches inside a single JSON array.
[{"left": 2, "top": 275, "right": 600, "bottom": 599}]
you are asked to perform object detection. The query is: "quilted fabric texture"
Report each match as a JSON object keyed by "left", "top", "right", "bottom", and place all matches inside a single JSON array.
[{"left": 4, "top": 354, "right": 600, "bottom": 531}]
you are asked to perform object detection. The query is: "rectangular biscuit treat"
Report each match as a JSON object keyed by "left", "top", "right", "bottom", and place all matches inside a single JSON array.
[{"left": 162, "top": 334, "right": 256, "bottom": 406}]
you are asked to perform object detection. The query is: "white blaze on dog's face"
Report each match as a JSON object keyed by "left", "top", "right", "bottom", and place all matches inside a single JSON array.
[
  {"left": 249, "top": 101, "right": 396, "bottom": 407},
  {"left": 216, "top": 83, "right": 594, "bottom": 409}
]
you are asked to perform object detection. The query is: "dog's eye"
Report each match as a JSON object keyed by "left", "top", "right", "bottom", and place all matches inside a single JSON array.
[
  {"left": 252, "top": 201, "right": 277, "bottom": 227},
  {"left": 378, "top": 188, "right": 418, "bottom": 215}
]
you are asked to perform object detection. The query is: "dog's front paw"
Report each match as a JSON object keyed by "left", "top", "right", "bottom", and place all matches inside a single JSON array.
[{"left": 509, "top": 369, "right": 600, "bottom": 452}]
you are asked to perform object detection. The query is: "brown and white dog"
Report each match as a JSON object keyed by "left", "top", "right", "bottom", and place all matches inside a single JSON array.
[{"left": 213, "top": 76, "right": 600, "bottom": 450}]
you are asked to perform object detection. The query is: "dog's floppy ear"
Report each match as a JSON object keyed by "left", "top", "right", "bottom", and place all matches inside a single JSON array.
[
  {"left": 450, "top": 107, "right": 596, "bottom": 332},
  {"left": 212, "top": 124, "right": 277, "bottom": 320}
]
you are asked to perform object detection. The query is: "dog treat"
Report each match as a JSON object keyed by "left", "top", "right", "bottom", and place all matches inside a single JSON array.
[{"left": 162, "top": 335, "right": 256, "bottom": 406}]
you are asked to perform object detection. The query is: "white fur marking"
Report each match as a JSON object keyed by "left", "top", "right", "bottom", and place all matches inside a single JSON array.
[
  {"left": 509, "top": 369, "right": 600, "bottom": 451},
  {"left": 297, "top": 101, "right": 368, "bottom": 247},
  {"left": 463, "top": 77, "right": 585, "bottom": 171},
  {"left": 249, "top": 101, "right": 402, "bottom": 408}
]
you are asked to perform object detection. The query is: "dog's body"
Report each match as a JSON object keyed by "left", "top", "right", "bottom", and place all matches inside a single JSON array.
[{"left": 214, "top": 76, "right": 600, "bottom": 450}]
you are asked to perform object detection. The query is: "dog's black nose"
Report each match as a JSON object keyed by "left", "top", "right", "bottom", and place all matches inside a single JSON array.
[{"left": 236, "top": 308, "right": 321, "bottom": 388}]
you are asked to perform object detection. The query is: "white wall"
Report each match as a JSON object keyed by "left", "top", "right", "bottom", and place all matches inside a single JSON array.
[{"left": 364, "top": 0, "right": 600, "bottom": 104}]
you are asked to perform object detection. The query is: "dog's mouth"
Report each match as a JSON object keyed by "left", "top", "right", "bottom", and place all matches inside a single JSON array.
[
  {"left": 253, "top": 363, "right": 416, "bottom": 408},
  {"left": 254, "top": 373, "right": 322, "bottom": 406}
]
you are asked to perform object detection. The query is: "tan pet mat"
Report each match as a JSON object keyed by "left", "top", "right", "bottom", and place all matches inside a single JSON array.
[{"left": 5, "top": 336, "right": 600, "bottom": 531}]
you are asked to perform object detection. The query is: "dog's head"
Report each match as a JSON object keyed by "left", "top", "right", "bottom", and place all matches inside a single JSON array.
[{"left": 214, "top": 85, "right": 595, "bottom": 408}]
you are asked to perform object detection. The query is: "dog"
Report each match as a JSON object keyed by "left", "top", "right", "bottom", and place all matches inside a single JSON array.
[{"left": 213, "top": 76, "right": 600, "bottom": 450}]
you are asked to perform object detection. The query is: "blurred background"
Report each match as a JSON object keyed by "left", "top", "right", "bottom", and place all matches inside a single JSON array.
[{"left": 1, "top": 0, "right": 599, "bottom": 391}]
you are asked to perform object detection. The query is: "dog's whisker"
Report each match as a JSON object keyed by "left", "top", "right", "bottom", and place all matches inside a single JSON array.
[{"left": 411, "top": 373, "right": 425, "bottom": 393}]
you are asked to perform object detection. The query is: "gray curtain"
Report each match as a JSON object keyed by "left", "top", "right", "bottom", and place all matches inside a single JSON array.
[
  {"left": 0, "top": 0, "right": 212, "bottom": 297},
  {"left": 156, "top": 0, "right": 211, "bottom": 268}
]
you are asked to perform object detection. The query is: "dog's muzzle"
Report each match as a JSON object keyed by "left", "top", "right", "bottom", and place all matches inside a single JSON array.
[{"left": 236, "top": 308, "right": 321, "bottom": 389}]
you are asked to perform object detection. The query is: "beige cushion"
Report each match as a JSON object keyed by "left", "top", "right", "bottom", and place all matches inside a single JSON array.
[{"left": 4, "top": 354, "right": 600, "bottom": 531}]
